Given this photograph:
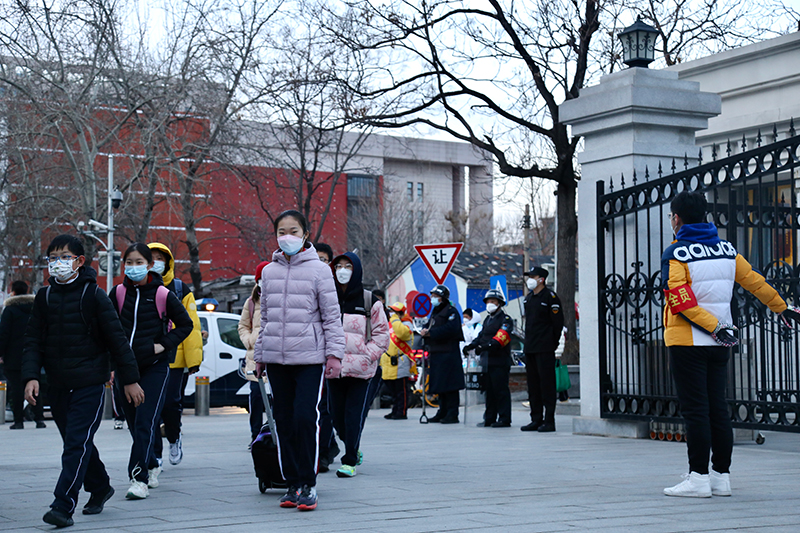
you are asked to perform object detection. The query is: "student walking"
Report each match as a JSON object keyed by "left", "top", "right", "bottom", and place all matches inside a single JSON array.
[
  {"left": 327, "top": 252, "right": 389, "bottom": 478},
  {"left": 254, "top": 210, "right": 345, "bottom": 511},
  {"left": 147, "top": 243, "right": 203, "bottom": 467},
  {"left": 22, "top": 234, "right": 144, "bottom": 528},
  {"left": 379, "top": 302, "right": 416, "bottom": 420},
  {"left": 238, "top": 260, "right": 269, "bottom": 441},
  {"left": 661, "top": 192, "right": 800, "bottom": 497},
  {"left": 110, "top": 243, "right": 193, "bottom": 500}
]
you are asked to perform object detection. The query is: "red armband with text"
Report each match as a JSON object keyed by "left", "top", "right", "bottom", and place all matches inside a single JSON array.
[
  {"left": 492, "top": 328, "right": 511, "bottom": 347},
  {"left": 664, "top": 284, "right": 698, "bottom": 315}
]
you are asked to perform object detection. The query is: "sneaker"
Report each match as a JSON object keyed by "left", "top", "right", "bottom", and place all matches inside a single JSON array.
[
  {"left": 147, "top": 466, "right": 161, "bottom": 488},
  {"left": 663, "top": 472, "right": 712, "bottom": 498},
  {"left": 356, "top": 450, "right": 363, "bottom": 466},
  {"left": 9, "top": 422, "right": 23, "bottom": 430},
  {"left": 521, "top": 421, "right": 543, "bottom": 432},
  {"left": 43, "top": 508, "right": 74, "bottom": 528},
  {"left": 709, "top": 470, "right": 731, "bottom": 496},
  {"left": 336, "top": 464, "right": 356, "bottom": 478},
  {"left": 169, "top": 434, "right": 183, "bottom": 465},
  {"left": 279, "top": 486, "right": 300, "bottom": 508},
  {"left": 114, "top": 419, "right": 124, "bottom": 430},
  {"left": 125, "top": 480, "right": 149, "bottom": 500},
  {"left": 297, "top": 485, "right": 317, "bottom": 511},
  {"left": 36, "top": 420, "right": 47, "bottom": 429},
  {"left": 82, "top": 486, "right": 114, "bottom": 515}
]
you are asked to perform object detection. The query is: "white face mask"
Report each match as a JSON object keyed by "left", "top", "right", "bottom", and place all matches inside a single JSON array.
[
  {"left": 526, "top": 278, "right": 538, "bottom": 291},
  {"left": 278, "top": 234, "right": 305, "bottom": 256},
  {"left": 151, "top": 260, "right": 166, "bottom": 275},
  {"left": 49, "top": 260, "right": 78, "bottom": 283},
  {"left": 430, "top": 296, "right": 441, "bottom": 307},
  {"left": 485, "top": 303, "right": 499, "bottom": 314},
  {"left": 336, "top": 269, "right": 353, "bottom": 285}
]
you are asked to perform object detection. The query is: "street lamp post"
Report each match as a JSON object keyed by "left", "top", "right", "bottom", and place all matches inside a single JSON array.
[{"left": 618, "top": 16, "right": 659, "bottom": 68}]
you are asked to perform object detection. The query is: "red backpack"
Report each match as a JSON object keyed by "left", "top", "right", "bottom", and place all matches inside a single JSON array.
[{"left": 114, "top": 284, "right": 173, "bottom": 331}]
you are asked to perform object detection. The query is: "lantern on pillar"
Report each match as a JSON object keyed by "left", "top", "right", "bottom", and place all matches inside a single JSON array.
[{"left": 618, "top": 16, "right": 658, "bottom": 68}]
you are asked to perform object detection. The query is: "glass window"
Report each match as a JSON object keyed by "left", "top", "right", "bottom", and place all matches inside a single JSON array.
[
  {"left": 218, "top": 318, "right": 245, "bottom": 350},
  {"left": 417, "top": 182, "right": 424, "bottom": 202},
  {"left": 347, "top": 174, "right": 376, "bottom": 198},
  {"left": 199, "top": 317, "right": 209, "bottom": 346},
  {"left": 407, "top": 181, "right": 414, "bottom": 201}
]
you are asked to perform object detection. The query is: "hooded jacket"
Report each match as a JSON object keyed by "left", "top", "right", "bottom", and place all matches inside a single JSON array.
[
  {"left": 21, "top": 266, "right": 140, "bottom": 388},
  {"left": 0, "top": 294, "right": 35, "bottom": 371},
  {"left": 661, "top": 222, "right": 786, "bottom": 346},
  {"left": 255, "top": 244, "right": 345, "bottom": 366},
  {"left": 147, "top": 243, "right": 203, "bottom": 369},
  {"left": 331, "top": 252, "right": 390, "bottom": 379},
  {"left": 237, "top": 284, "right": 261, "bottom": 382},
  {"left": 110, "top": 271, "right": 194, "bottom": 369}
]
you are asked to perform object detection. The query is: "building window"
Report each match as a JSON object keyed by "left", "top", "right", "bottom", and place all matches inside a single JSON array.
[
  {"left": 347, "top": 175, "right": 376, "bottom": 198},
  {"left": 407, "top": 181, "right": 414, "bottom": 201},
  {"left": 417, "top": 182, "right": 424, "bottom": 203}
]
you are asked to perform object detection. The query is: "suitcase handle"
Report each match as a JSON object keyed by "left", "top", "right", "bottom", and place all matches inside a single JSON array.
[{"left": 257, "top": 376, "right": 279, "bottom": 446}]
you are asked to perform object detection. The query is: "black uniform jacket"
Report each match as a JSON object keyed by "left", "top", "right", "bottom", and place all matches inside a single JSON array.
[
  {"left": 110, "top": 272, "right": 193, "bottom": 370},
  {"left": 523, "top": 287, "right": 564, "bottom": 354},
  {"left": 0, "top": 294, "right": 35, "bottom": 371},
  {"left": 21, "top": 267, "right": 140, "bottom": 388},
  {"left": 424, "top": 301, "right": 465, "bottom": 393},
  {"left": 466, "top": 310, "right": 515, "bottom": 367}
]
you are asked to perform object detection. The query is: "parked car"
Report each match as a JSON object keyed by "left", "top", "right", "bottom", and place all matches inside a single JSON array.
[{"left": 182, "top": 310, "right": 249, "bottom": 408}]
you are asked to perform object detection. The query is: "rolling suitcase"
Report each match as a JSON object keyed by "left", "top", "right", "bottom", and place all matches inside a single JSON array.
[{"left": 251, "top": 376, "right": 286, "bottom": 492}]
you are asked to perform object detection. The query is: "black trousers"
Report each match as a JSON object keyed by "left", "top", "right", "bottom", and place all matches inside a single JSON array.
[
  {"left": 118, "top": 361, "right": 169, "bottom": 482},
  {"left": 386, "top": 377, "right": 408, "bottom": 417},
  {"left": 5, "top": 369, "right": 44, "bottom": 423},
  {"left": 669, "top": 345, "right": 733, "bottom": 475},
  {"left": 435, "top": 390, "right": 460, "bottom": 419},
  {"left": 526, "top": 352, "right": 556, "bottom": 424},
  {"left": 153, "top": 367, "right": 188, "bottom": 460},
  {"left": 484, "top": 366, "right": 511, "bottom": 424},
  {"left": 248, "top": 380, "right": 265, "bottom": 440},
  {"left": 361, "top": 366, "right": 382, "bottom": 426},
  {"left": 327, "top": 376, "right": 371, "bottom": 467},
  {"left": 49, "top": 384, "right": 109, "bottom": 514},
  {"left": 318, "top": 379, "right": 336, "bottom": 455},
  {"left": 266, "top": 363, "right": 324, "bottom": 488}
]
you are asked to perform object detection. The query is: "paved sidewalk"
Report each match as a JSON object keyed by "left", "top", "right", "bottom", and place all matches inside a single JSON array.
[{"left": 1, "top": 403, "right": 799, "bottom": 532}]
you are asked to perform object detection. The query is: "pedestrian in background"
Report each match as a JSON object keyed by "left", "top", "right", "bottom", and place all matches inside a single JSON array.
[
  {"left": 148, "top": 243, "right": 204, "bottom": 468},
  {"left": 420, "top": 284, "right": 464, "bottom": 424},
  {"left": 111, "top": 243, "right": 193, "bottom": 500},
  {"left": 380, "top": 302, "right": 416, "bottom": 420},
  {"left": 463, "top": 289, "right": 514, "bottom": 427},
  {"left": 238, "top": 260, "right": 269, "bottom": 442},
  {"left": 254, "top": 210, "right": 345, "bottom": 511},
  {"left": 22, "top": 234, "right": 144, "bottom": 528},
  {"left": 0, "top": 280, "right": 45, "bottom": 429},
  {"left": 521, "top": 267, "right": 563, "bottom": 433},
  {"left": 327, "top": 252, "right": 390, "bottom": 478}
]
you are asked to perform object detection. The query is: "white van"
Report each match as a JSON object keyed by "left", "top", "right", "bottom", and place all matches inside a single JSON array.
[{"left": 182, "top": 310, "right": 250, "bottom": 408}]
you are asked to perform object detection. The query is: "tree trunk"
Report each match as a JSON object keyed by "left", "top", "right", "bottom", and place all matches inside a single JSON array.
[
  {"left": 556, "top": 179, "right": 579, "bottom": 365},
  {"left": 180, "top": 172, "right": 204, "bottom": 294}
]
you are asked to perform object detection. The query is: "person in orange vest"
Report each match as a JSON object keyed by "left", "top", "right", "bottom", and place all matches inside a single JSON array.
[{"left": 379, "top": 303, "right": 417, "bottom": 419}]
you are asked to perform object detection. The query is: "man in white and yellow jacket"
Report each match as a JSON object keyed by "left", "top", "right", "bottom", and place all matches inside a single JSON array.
[
  {"left": 379, "top": 303, "right": 416, "bottom": 420},
  {"left": 660, "top": 192, "right": 800, "bottom": 499},
  {"left": 148, "top": 243, "right": 203, "bottom": 467}
]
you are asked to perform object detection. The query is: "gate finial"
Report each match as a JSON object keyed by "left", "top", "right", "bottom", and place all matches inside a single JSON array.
[
  {"left": 790, "top": 118, "right": 796, "bottom": 137},
  {"left": 741, "top": 133, "right": 747, "bottom": 152}
]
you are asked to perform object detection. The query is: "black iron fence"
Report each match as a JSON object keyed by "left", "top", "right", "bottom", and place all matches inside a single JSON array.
[{"left": 597, "top": 129, "right": 800, "bottom": 432}]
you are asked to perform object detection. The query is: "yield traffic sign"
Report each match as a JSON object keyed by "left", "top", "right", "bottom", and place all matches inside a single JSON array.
[{"left": 414, "top": 242, "right": 464, "bottom": 285}]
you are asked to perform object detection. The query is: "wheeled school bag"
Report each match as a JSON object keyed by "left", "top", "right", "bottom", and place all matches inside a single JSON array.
[{"left": 251, "top": 376, "right": 286, "bottom": 492}]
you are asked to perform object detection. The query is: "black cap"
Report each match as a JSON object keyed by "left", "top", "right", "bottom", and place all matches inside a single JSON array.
[
  {"left": 430, "top": 284, "right": 450, "bottom": 299},
  {"left": 525, "top": 266, "right": 549, "bottom": 279}
]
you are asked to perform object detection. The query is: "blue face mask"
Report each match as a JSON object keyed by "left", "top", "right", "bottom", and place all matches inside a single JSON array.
[
  {"left": 431, "top": 296, "right": 441, "bottom": 307},
  {"left": 125, "top": 264, "right": 149, "bottom": 282}
]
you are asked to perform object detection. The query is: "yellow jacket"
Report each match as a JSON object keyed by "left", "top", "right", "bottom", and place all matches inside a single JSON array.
[
  {"left": 148, "top": 243, "right": 204, "bottom": 369},
  {"left": 379, "top": 313, "right": 416, "bottom": 380}
]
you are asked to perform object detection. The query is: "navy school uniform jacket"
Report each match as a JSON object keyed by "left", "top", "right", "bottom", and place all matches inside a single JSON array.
[
  {"left": 110, "top": 272, "right": 193, "bottom": 370},
  {"left": 21, "top": 267, "right": 140, "bottom": 388}
]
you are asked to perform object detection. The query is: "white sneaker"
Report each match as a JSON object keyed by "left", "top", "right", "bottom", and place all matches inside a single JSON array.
[
  {"left": 709, "top": 470, "right": 731, "bottom": 496},
  {"left": 125, "top": 480, "right": 149, "bottom": 500},
  {"left": 664, "top": 472, "right": 712, "bottom": 498},
  {"left": 113, "top": 420, "right": 124, "bottom": 430},
  {"left": 169, "top": 434, "right": 183, "bottom": 465},
  {"left": 147, "top": 466, "right": 161, "bottom": 488}
]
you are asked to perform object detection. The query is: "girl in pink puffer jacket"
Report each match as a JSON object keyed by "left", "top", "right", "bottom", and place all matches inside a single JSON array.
[{"left": 327, "top": 252, "right": 390, "bottom": 478}]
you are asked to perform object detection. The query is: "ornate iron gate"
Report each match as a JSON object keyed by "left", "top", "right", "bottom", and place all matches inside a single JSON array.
[{"left": 597, "top": 129, "right": 800, "bottom": 432}]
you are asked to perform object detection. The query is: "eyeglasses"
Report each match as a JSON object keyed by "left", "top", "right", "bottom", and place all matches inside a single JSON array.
[
  {"left": 334, "top": 264, "right": 353, "bottom": 271},
  {"left": 667, "top": 213, "right": 674, "bottom": 220},
  {"left": 47, "top": 254, "right": 76, "bottom": 263},
  {"left": 320, "top": 258, "right": 331, "bottom": 264}
]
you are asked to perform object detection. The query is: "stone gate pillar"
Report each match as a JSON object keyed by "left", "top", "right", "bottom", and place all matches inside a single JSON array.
[{"left": 560, "top": 68, "right": 720, "bottom": 437}]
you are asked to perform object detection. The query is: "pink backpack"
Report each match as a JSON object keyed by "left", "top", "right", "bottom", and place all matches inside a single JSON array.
[{"left": 114, "top": 284, "right": 173, "bottom": 331}]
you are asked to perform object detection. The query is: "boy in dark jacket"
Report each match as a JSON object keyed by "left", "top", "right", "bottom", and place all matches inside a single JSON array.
[
  {"left": 0, "top": 280, "right": 45, "bottom": 428},
  {"left": 22, "top": 234, "right": 144, "bottom": 528}
]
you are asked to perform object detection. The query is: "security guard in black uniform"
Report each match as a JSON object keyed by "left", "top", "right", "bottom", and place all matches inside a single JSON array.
[
  {"left": 420, "top": 284, "right": 464, "bottom": 424},
  {"left": 521, "top": 267, "right": 564, "bottom": 433},
  {"left": 463, "top": 289, "right": 514, "bottom": 427}
]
